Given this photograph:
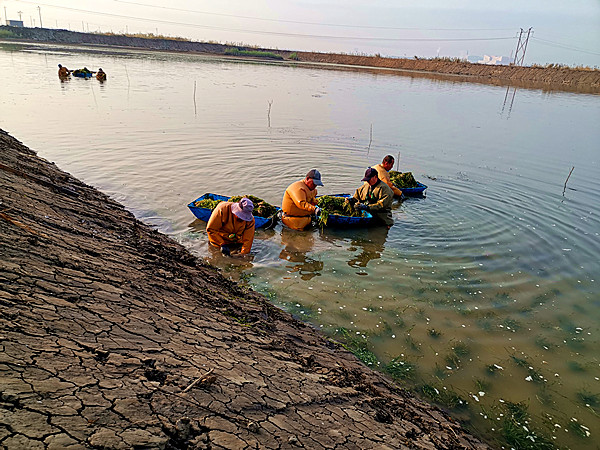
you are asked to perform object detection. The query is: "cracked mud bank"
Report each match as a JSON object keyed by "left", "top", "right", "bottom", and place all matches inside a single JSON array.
[{"left": 0, "top": 129, "right": 489, "bottom": 449}]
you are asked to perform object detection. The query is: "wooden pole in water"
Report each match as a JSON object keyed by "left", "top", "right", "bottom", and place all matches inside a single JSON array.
[
  {"left": 396, "top": 151, "right": 400, "bottom": 172},
  {"left": 562, "top": 166, "right": 574, "bottom": 196},
  {"left": 267, "top": 100, "right": 273, "bottom": 127},
  {"left": 367, "top": 124, "right": 373, "bottom": 154}
]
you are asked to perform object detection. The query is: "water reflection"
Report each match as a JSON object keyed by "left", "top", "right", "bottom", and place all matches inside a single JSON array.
[
  {"left": 279, "top": 227, "right": 323, "bottom": 281},
  {"left": 500, "top": 86, "right": 518, "bottom": 119}
]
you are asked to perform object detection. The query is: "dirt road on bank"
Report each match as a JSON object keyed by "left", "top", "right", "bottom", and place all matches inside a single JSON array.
[{"left": 0, "top": 129, "right": 488, "bottom": 449}]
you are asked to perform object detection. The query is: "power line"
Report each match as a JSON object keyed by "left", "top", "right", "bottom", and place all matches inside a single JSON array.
[
  {"left": 14, "top": 1, "right": 517, "bottom": 43},
  {"left": 113, "top": 0, "right": 516, "bottom": 32},
  {"left": 531, "top": 37, "right": 600, "bottom": 57}
]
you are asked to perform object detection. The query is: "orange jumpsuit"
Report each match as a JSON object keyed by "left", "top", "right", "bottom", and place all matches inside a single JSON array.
[
  {"left": 281, "top": 180, "right": 317, "bottom": 230},
  {"left": 206, "top": 202, "right": 255, "bottom": 254},
  {"left": 373, "top": 163, "right": 403, "bottom": 197},
  {"left": 58, "top": 66, "right": 70, "bottom": 78}
]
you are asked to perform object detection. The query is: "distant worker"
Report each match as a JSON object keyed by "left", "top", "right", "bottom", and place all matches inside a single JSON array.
[
  {"left": 373, "top": 154, "right": 402, "bottom": 197},
  {"left": 281, "top": 169, "right": 323, "bottom": 230},
  {"left": 346, "top": 167, "right": 394, "bottom": 228},
  {"left": 206, "top": 197, "right": 255, "bottom": 256},
  {"left": 57, "top": 64, "right": 70, "bottom": 78},
  {"left": 96, "top": 68, "right": 107, "bottom": 81}
]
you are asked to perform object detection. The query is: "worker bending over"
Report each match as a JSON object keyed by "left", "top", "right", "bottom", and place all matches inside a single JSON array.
[
  {"left": 373, "top": 154, "right": 402, "bottom": 197},
  {"left": 281, "top": 169, "right": 323, "bottom": 230},
  {"left": 58, "top": 64, "right": 70, "bottom": 78},
  {"left": 96, "top": 68, "right": 107, "bottom": 81},
  {"left": 346, "top": 167, "right": 394, "bottom": 228},
  {"left": 207, "top": 197, "right": 255, "bottom": 256}
]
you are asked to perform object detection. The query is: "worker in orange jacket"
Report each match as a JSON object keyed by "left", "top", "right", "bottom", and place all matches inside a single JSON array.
[
  {"left": 281, "top": 169, "right": 323, "bottom": 230},
  {"left": 207, "top": 198, "right": 255, "bottom": 255},
  {"left": 373, "top": 154, "right": 403, "bottom": 197},
  {"left": 58, "top": 64, "right": 70, "bottom": 78}
]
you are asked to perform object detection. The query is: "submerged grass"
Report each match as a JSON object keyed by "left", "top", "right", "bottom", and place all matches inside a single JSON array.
[
  {"left": 224, "top": 48, "right": 284, "bottom": 60},
  {"left": 419, "top": 384, "right": 467, "bottom": 409},
  {"left": 500, "top": 402, "right": 554, "bottom": 450},
  {"left": 385, "top": 357, "right": 417, "bottom": 381}
]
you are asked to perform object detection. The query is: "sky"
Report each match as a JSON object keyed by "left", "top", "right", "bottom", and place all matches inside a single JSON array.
[{"left": 1, "top": 0, "right": 599, "bottom": 67}]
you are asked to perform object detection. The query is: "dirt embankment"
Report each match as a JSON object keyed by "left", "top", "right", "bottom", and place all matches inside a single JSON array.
[
  {"left": 2, "top": 25, "right": 599, "bottom": 93},
  {"left": 0, "top": 129, "right": 488, "bottom": 448}
]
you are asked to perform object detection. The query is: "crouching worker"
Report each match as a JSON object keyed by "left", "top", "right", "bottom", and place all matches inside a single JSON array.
[
  {"left": 207, "top": 197, "right": 255, "bottom": 256},
  {"left": 281, "top": 169, "right": 323, "bottom": 231},
  {"left": 346, "top": 167, "right": 394, "bottom": 228}
]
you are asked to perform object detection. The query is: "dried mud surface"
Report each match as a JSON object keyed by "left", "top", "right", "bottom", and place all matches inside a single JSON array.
[{"left": 0, "top": 129, "right": 489, "bottom": 449}]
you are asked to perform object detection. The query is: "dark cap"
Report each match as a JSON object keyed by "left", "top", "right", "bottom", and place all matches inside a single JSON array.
[
  {"left": 306, "top": 169, "right": 324, "bottom": 186},
  {"left": 361, "top": 167, "right": 378, "bottom": 181}
]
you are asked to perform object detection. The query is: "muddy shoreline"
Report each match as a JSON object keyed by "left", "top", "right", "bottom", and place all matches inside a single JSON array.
[
  {"left": 0, "top": 129, "right": 489, "bottom": 448},
  {"left": 1, "top": 25, "right": 599, "bottom": 94}
]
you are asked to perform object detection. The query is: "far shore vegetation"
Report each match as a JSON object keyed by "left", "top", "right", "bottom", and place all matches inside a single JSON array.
[{"left": 1, "top": 25, "right": 598, "bottom": 71}]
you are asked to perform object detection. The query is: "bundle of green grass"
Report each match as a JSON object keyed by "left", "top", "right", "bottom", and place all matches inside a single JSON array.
[
  {"left": 195, "top": 195, "right": 277, "bottom": 218},
  {"left": 389, "top": 171, "right": 419, "bottom": 188},
  {"left": 316, "top": 195, "right": 362, "bottom": 227}
]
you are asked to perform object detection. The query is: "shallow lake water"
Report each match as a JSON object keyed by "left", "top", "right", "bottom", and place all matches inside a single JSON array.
[{"left": 1, "top": 41, "right": 599, "bottom": 448}]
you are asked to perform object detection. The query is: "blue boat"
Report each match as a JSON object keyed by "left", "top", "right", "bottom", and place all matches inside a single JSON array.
[
  {"left": 72, "top": 70, "right": 94, "bottom": 78},
  {"left": 398, "top": 181, "right": 427, "bottom": 197},
  {"left": 187, "top": 193, "right": 279, "bottom": 229},
  {"left": 317, "top": 194, "right": 373, "bottom": 227}
]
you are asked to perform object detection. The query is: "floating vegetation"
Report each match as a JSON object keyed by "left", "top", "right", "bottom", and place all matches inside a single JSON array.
[
  {"left": 500, "top": 402, "right": 554, "bottom": 450},
  {"left": 229, "top": 195, "right": 278, "bottom": 218},
  {"left": 385, "top": 357, "right": 417, "bottom": 381},
  {"left": 534, "top": 336, "right": 555, "bottom": 351},
  {"left": 316, "top": 195, "right": 361, "bottom": 227},
  {"left": 389, "top": 171, "right": 419, "bottom": 188},
  {"left": 511, "top": 355, "right": 546, "bottom": 383},
  {"left": 502, "top": 318, "right": 521, "bottom": 332},
  {"left": 474, "top": 378, "right": 490, "bottom": 392},
  {"left": 420, "top": 384, "right": 467, "bottom": 409}
]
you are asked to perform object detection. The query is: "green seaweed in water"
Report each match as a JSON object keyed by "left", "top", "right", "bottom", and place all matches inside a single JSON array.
[
  {"left": 385, "top": 357, "right": 417, "bottom": 380},
  {"left": 316, "top": 195, "right": 362, "bottom": 227},
  {"left": 388, "top": 171, "right": 419, "bottom": 188},
  {"left": 419, "top": 384, "right": 467, "bottom": 409},
  {"left": 500, "top": 402, "right": 554, "bottom": 450}
]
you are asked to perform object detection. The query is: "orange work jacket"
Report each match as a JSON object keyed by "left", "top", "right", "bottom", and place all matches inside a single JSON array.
[
  {"left": 373, "top": 164, "right": 403, "bottom": 197},
  {"left": 206, "top": 202, "right": 255, "bottom": 254},
  {"left": 281, "top": 180, "right": 317, "bottom": 230}
]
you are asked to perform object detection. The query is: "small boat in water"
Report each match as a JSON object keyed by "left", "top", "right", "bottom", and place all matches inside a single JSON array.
[
  {"left": 317, "top": 194, "right": 373, "bottom": 227},
  {"left": 187, "top": 193, "right": 279, "bottom": 229},
  {"left": 72, "top": 68, "right": 94, "bottom": 78}
]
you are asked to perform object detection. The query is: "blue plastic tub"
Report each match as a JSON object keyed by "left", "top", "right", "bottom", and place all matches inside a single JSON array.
[
  {"left": 398, "top": 181, "right": 427, "bottom": 197},
  {"left": 187, "top": 193, "right": 279, "bottom": 229},
  {"left": 317, "top": 194, "right": 373, "bottom": 227}
]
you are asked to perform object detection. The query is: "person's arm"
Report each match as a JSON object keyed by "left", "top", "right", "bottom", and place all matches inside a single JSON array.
[
  {"left": 380, "top": 170, "right": 403, "bottom": 196},
  {"left": 239, "top": 220, "right": 255, "bottom": 254},
  {"left": 289, "top": 186, "right": 316, "bottom": 213}
]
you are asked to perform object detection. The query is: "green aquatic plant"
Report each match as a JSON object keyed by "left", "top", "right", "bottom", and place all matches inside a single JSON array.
[
  {"left": 452, "top": 341, "right": 471, "bottom": 357},
  {"left": 568, "top": 419, "right": 591, "bottom": 438},
  {"left": 316, "top": 195, "right": 360, "bottom": 227},
  {"left": 388, "top": 171, "right": 419, "bottom": 188},
  {"left": 334, "top": 328, "right": 379, "bottom": 367},
  {"left": 419, "top": 384, "right": 467, "bottom": 409},
  {"left": 501, "top": 402, "right": 554, "bottom": 450},
  {"left": 427, "top": 328, "right": 442, "bottom": 338},
  {"left": 385, "top": 357, "right": 417, "bottom": 380},
  {"left": 576, "top": 390, "right": 599, "bottom": 409},
  {"left": 229, "top": 195, "right": 277, "bottom": 218},
  {"left": 193, "top": 198, "right": 222, "bottom": 209}
]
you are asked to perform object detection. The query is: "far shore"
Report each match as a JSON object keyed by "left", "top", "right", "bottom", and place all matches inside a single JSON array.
[{"left": 1, "top": 25, "right": 599, "bottom": 94}]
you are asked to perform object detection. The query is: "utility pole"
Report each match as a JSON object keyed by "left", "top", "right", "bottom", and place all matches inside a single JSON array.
[
  {"left": 512, "top": 27, "right": 533, "bottom": 66},
  {"left": 18, "top": 11, "right": 22, "bottom": 21},
  {"left": 4, "top": 6, "right": 7, "bottom": 25},
  {"left": 37, "top": 6, "right": 42, "bottom": 28}
]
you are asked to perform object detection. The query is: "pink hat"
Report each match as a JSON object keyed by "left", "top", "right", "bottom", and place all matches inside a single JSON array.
[{"left": 231, "top": 197, "right": 254, "bottom": 221}]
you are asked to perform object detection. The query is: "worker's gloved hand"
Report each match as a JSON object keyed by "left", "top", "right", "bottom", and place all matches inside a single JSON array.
[
  {"left": 221, "top": 244, "right": 231, "bottom": 256},
  {"left": 228, "top": 233, "right": 237, "bottom": 241},
  {"left": 354, "top": 203, "right": 368, "bottom": 213},
  {"left": 345, "top": 198, "right": 358, "bottom": 207},
  {"left": 314, "top": 207, "right": 321, "bottom": 216}
]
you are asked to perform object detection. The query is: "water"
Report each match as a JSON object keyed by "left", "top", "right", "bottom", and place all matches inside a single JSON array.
[{"left": 1, "top": 41, "right": 599, "bottom": 448}]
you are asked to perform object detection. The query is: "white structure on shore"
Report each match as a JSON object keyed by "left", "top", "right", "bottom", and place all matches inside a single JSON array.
[{"left": 477, "top": 55, "right": 513, "bottom": 65}]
